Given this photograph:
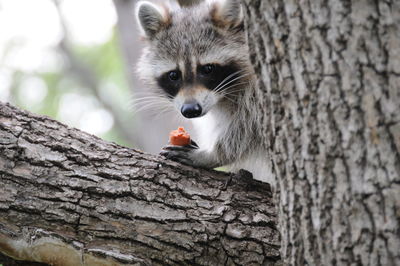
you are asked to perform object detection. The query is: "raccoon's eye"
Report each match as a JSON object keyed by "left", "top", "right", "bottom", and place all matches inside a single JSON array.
[
  {"left": 200, "top": 64, "right": 215, "bottom": 75},
  {"left": 168, "top": 71, "right": 180, "bottom": 81}
]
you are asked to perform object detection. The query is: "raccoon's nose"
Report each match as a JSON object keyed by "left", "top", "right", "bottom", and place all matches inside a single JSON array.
[{"left": 181, "top": 103, "right": 202, "bottom": 118}]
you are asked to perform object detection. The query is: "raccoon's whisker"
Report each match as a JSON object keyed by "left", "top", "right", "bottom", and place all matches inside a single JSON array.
[
  {"left": 130, "top": 99, "right": 170, "bottom": 107},
  {"left": 220, "top": 81, "right": 250, "bottom": 91},
  {"left": 216, "top": 82, "right": 251, "bottom": 104},
  {"left": 130, "top": 96, "right": 172, "bottom": 104},
  {"left": 218, "top": 82, "right": 250, "bottom": 96},
  {"left": 213, "top": 70, "right": 246, "bottom": 92},
  {"left": 212, "top": 91, "right": 236, "bottom": 104},
  {"left": 134, "top": 98, "right": 172, "bottom": 107},
  {"left": 131, "top": 96, "right": 167, "bottom": 100},
  {"left": 221, "top": 88, "right": 246, "bottom": 96},
  {"left": 128, "top": 102, "right": 155, "bottom": 112},
  {"left": 153, "top": 107, "right": 176, "bottom": 120},
  {"left": 133, "top": 106, "right": 170, "bottom": 117},
  {"left": 132, "top": 91, "right": 166, "bottom": 97},
  {"left": 158, "top": 106, "right": 174, "bottom": 113},
  {"left": 129, "top": 101, "right": 170, "bottom": 112},
  {"left": 129, "top": 91, "right": 171, "bottom": 103},
  {"left": 149, "top": 102, "right": 176, "bottom": 118},
  {"left": 151, "top": 110, "right": 168, "bottom": 120},
  {"left": 129, "top": 96, "right": 171, "bottom": 105},
  {"left": 129, "top": 102, "right": 168, "bottom": 111},
  {"left": 214, "top": 71, "right": 243, "bottom": 91},
  {"left": 131, "top": 100, "right": 170, "bottom": 113},
  {"left": 130, "top": 92, "right": 161, "bottom": 98},
  {"left": 216, "top": 82, "right": 250, "bottom": 98},
  {"left": 131, "top": 104, "right": 161, "bottom": 114},
  {"left": 214, "top": 73, "right": 251, "bottom": 93},
  {"left": 220, "top": 92, "right": 242, "bottom": 101},
  {"left": 222, "top": 95, "right": 236, "bottom": 104}
]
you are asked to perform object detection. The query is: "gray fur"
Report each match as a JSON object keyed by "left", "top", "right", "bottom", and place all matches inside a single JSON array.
[
  {"left": 136, "top": 0, "right": 269, "bottom": 183},
  {"left": 136, "top": 1, "right": 168, "bottom": 38},
  {"left": 212, "top": 0, "right": 244, "bottom": 28},
  {"left": 177, "top": 0, "right": 203, "bottom": 7}
]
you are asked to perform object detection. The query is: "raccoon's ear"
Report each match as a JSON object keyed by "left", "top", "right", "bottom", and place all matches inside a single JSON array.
[
  {"left": 135, "top": 1, "right": 171, "bottom": 38},
  {"left": 210, "top": 0, "right": 244, "bottom": 30}
]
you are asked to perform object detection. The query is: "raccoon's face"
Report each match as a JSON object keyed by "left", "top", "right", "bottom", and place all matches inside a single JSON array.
[{"left": 136, "top": 0, "right": 252, "bottom": 118}]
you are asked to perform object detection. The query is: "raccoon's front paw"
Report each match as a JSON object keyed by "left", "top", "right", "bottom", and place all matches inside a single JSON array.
[{"left": 160, "top": 145, "right": 198, "bottom": 166}]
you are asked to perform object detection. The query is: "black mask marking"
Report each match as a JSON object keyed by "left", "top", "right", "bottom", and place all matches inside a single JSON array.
[
  {"left": 157, "top": 69, "right": 182, "bottom": 97},
  {"left": 196, "top": 63, "right": 241, "bottom": 92},
  {"left": 157, "top": 62, "right": 243, "bottom": 98}
]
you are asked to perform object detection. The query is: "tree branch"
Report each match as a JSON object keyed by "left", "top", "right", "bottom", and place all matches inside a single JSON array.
[{"left": 0, "top": 103, "right": 280, "bottom": 265}]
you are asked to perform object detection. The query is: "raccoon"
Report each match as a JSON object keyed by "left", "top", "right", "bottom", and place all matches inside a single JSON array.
[{"left": 135, "top": 0, "right": 271, "bottom": 184}]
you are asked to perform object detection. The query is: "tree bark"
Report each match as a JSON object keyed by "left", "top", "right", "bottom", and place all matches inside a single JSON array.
[
  {"left": 0, "top": 103, "right": 280, "bottom": 265},
  {"left": 244, "top": 0, "right": 400, "bottom": 265}
]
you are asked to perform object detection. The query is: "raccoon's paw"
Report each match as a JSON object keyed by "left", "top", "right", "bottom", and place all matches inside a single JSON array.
[{"left": 160, "top": 145, "right": 198, "bottom": 166}]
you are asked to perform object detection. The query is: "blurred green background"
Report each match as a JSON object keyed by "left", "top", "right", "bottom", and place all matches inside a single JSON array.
[{"left": 0, "top": 0, "right": 191, "bottom": 153}]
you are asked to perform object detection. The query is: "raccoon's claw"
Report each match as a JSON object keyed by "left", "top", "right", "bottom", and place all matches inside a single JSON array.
[
  {"left": 160, "top": 148, "right": 195, "bottom": 166},
  {"left": 162, "top": 145, "right": 195, "bottom": 152},
  {"left": 189, "top": 139, "right": 199, "bottom": 149},
  {"left": 160, "top": 139, "right": 200, "bottom": 166}
]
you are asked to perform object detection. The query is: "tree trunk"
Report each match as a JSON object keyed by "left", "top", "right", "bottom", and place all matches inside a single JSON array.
[
  {"left": 0, "top": 103, "right": 280, "bottom": 265},
  {"left": 244, "top": 0, "right": 400, "bottom": 265}
]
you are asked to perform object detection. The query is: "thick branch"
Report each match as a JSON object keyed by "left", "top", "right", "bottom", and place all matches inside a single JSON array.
[{"left": 0, "top": 103, "right": 280, "bottom": 265}]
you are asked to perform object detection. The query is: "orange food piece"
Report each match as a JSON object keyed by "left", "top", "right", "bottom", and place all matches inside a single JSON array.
[{"left": 169, "top": 127, "right": 191, "bottom": 146}]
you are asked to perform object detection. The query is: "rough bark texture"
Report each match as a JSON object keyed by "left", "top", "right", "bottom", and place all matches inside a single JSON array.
[
  {"left": 244, "top": 0, "right": 400, "bottom": 265},
  {"left": 0, "top": 103, "right": 280, "bottom": 265}
]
